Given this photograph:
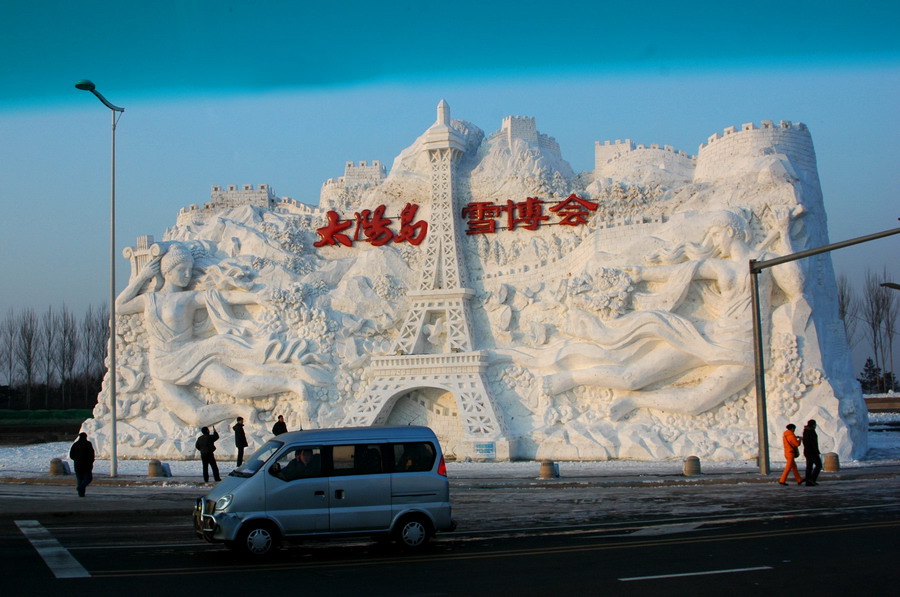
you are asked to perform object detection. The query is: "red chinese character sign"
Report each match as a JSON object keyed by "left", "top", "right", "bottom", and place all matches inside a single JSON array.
[
  {"left": 314, "top": 210, "right": 355, "bottom": 247},
  {"left": 355, "top": 205, "right": 394, "bottom": 247},
  {"left": 394, "top": 203, "right": 428, "bottom": 244},
  {"left": 461, "top": 194, "right": 597, "bottom": 235},
  {"left": 315, "top": 194, "right": 598, "bottom": 248},
  {"left": 460, "top": 202, "right": 504, "bottom": 235},
  {"left": 314, "top": 203, "right": 429, "bottom": 248},
  {"left": 548, "top": 194, "right": 600, "bottom": 226}
]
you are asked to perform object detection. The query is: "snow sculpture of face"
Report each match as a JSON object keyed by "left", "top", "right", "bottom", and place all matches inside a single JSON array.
[{"left": 160, "top": 246, "right": 194, "bottom": 289}]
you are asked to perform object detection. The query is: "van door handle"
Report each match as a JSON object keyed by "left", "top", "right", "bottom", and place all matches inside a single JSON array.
[
  {"left": 314, "top": 490, "right": 325, "bottom": 497},
  {"left": 334, "top": 489, "right": 345, "bottom": 499}
]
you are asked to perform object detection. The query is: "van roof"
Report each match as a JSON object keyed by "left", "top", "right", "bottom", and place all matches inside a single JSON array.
[{"left": 274, "top": 425, "right": 438, "bottom": 443}]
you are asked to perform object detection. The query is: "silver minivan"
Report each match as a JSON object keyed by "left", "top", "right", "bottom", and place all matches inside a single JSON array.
[{"left": 193, "top": 425, "right": 454, "bottom": 556}]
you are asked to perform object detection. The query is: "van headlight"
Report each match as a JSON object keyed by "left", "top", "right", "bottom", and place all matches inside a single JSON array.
[{"left": 215, "top": 494, "right": 233, "bottom": 512}]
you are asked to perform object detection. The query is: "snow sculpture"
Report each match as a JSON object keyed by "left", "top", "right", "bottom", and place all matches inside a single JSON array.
[
  {"left": 342, "top": 100, "right": 509, "bottom": 459},
  {"left": 83, "top": 105, "right": 867, "bottom": 463},
  {"left": 116, "top": 243, "right": 328, "bottom": 425},
  {"left": 497, "top": 207, "right": 804, "bottom": 422}
]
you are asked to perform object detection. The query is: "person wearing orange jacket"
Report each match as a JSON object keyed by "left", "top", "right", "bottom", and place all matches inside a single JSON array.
[{"left": 778, "top": 423, "right": 803, "bottom": 485}]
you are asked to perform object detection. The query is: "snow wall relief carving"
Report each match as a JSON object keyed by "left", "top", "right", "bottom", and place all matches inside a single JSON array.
[{"left": 83, "top": 105, "right": 867, "bottom": 462}]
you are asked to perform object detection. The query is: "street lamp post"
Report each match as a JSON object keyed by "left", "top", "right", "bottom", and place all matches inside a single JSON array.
[
  {"left": 749, "top": 224, "right": 900, "bottom": 475},
  {"left": 75, "top": 80, "right": 123, "bottom": 477}
]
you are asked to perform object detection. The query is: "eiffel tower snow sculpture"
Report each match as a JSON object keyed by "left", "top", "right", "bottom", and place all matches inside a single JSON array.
[{"left": 343, "top": 100, "right": 512, "bottom": 459}]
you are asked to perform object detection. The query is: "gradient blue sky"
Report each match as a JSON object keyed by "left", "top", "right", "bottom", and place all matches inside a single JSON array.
[{"left": 1, "top": 1, "right": 898, "bottom": 370}]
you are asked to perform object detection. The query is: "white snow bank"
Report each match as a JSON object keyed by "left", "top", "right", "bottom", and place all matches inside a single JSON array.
[{"left": 2, "top": 413, "right": 898, "bottom": 479}]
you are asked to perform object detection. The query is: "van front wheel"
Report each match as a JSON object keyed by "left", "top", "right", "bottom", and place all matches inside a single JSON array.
[
  {"left": 236, "top": 522, "right": 278, "bottom": 557},
  {"left": 394, "top": 515, "right": 431, "bottom": 550}
]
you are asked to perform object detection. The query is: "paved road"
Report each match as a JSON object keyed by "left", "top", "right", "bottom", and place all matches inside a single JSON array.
[
  {"left": 2, "top": 488, "right": 898, "bottom": 596},
  {"left": 2, "top": 466, "right": 899, "bottom": 595}
]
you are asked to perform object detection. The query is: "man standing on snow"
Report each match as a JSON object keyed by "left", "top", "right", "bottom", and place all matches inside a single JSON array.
[
  {"left": 802, "top": 419, "right": 822, "bottom": 486},
  {"left": 69, "top": 432, "right": 95, "bottom": 497},
  {"left": 195, "top": 426, "right": 221, "bottom": 483},
  {"left": 233, "top": 416, "right": 248, "bottom": 466}
]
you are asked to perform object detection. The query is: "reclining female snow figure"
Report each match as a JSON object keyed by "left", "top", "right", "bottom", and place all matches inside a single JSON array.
[
  {"left": 497, "top": 208, "right": 805, "bottom": 420},
  {"left": 116, "top": 243, "right": 328, "bottom": 428}
]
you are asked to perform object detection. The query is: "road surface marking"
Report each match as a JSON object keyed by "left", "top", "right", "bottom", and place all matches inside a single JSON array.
[
  {"left": 627, "top": 522, "right": 702, "bottom": 536},
  {"left": 619, "top": 566, "right": 772, "bottom": 581},
  {"left": 15, "top": 520, "right": 90, "bottom": 578}
]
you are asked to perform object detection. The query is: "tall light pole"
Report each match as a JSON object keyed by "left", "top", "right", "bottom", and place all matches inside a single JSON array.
[
  {"left": 749, "top": 224, "right": 900, "bottom": 475},
  {"left": 75, "top": 80, "right": 123, "bottom": 477}
]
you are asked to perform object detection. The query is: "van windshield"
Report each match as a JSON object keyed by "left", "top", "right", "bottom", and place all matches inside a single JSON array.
[{"left": 230, "top": 439, "right": 283, "bottom": 477}]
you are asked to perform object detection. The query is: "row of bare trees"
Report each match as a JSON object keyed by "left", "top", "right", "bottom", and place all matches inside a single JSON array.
[
  {"left": 0, "top": 305, "right": 109, "bottom": 410},
  {"left": 838, "top": 269, "right": 899, "bottom": 393}
]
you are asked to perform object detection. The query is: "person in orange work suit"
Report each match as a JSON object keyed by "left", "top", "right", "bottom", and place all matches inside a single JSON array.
[{"left": 779, "top": 423, "right": 803, "bottom": 485}]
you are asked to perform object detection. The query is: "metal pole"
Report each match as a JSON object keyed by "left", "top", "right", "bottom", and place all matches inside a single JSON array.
[
  {"left": 109, "top": 108, "right": 118, "bottom": 477},
  {"left": 749, "top": 261, "right": 769, "bottom": 474},
  {"left": 76, "top": 81, "right": 124, "bottom": 477},
  {"left": 749, "top": 224, "right": 899, "bottom": 476},
  {"left": 751, "top": 227, "right": 900, "bottom": 274}
]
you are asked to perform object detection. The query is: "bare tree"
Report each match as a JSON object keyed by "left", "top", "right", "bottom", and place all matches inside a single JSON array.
[
  {"left": 0, "top": 322, "right": 5, "bottom": 387},
  {"left": 0, "top": 311, "right": 16, "bottom": 408},
  {"left": 55, "top": 305, "right": 79, "bottom": 410},
  {"left": 15, "top": 308, "right": 38, "bottom": 408},
  {"left": 94, "top": 303, "right": 110, "bottom": 377},
  {"left": 862, "top": 269, "right": 893, "bottom": 392},
  {"left": 836, "top": 274, "right": 861, "bottom": 347},
  {"left": 37, "top": 306, "right": 59, "bottom": 408},
  {"left": 882, "top": 267, "right": 898, "bottom": 387},
  {"left": 1, "top": 310, "right": 17, "bottom": 386},
  {"left": 79, "top": 304, "right": 109, "bottom": 405}
]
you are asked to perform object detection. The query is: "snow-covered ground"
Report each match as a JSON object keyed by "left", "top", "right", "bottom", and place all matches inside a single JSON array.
[{"left": 2, "top": 413, "right": 898, "bottom": 479}]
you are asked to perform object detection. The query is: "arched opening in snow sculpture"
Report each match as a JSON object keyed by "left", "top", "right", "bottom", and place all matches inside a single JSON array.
[{"left": 385, "top": 388, "right": 462, "bottom": 459}]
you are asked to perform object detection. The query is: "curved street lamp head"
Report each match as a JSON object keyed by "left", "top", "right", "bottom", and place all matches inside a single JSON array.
[{"left": 74, "top": 79, "right": 124, "bottom": 112}]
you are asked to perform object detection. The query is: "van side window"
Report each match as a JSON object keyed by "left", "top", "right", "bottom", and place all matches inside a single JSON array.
[
  {"left": 270, "top": 446, "right": 322, "bottom": 481},
  {"left": 394, "top": 442, "right": 436, "bottom": 473},
  {"left": 331, "top": 444, "right": 385, "bottom": 476}
]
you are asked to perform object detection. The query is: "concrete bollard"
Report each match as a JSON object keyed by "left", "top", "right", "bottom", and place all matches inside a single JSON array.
[
  {"left": 539, "top": 459, "right": 559, "bottom": 479},
  {"left": 683, "top": 455, "right": 701, "bottom": 476},
  {"left": 823, "top": 452, "right": 840, "bottom": 472},
  {"left": 49, "top": 458, "right": 69, "bottom": 475},
  {"left": 148, "top": 459, "right": 164, "bottom": 477}
]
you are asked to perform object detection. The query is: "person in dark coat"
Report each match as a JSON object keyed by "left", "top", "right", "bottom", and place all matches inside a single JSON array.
[
  {"left": 69, "top": 432, "right": 95, "bottom": 497},
  {"left": 233, "top": 417, "right": 248, "bottom": 466},
  {"left": 802, "top": 419, "right": 822, "bottom": 486},
  {"left": 195, "top": 426, "right": 221, "bottom": 482},
  {"left": 272, "top": 415, "right": 287, "bottom": 436}
]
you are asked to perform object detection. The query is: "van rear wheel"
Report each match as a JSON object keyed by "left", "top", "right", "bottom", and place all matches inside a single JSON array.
[
  {"left": 394, "top": 515, "right": 431, "bottom": 550},
  {"left": 236, "top": 521, "right": 278, "bottom": 557}
]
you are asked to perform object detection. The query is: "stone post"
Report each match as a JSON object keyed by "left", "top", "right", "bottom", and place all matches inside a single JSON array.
[
  {"left": 539, "top": 459, "right": 559, "bottom": 479},
  {"left": 49, "top": 458, "right": 68, "bottom": 475},
  {"left": 148, "top": 459, "right": 164, "bottom": 477},
  {"left": 683, "top": 455, "right": 701, "bottom": 476}
]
